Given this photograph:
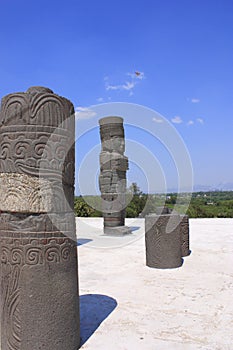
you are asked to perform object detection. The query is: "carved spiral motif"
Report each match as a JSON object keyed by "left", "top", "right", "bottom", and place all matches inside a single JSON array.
[
  {"left": 11, "top": 248, "right": 24, "bottom": 265},
  {"left": 61, "top": 245, "right": 71, "bottom": 261},
  {"left": 1, "top": 247, "right": 10, "bottom": 263},
  {"left": 25, "top": 248, "right": 43, "bottom": 265},
  {"left": 0, "top": 141, "right": 11, "bottom": 159},
  {"left": 45, "top": 246, "right": 60, "bottom": 263},
  {"left": 15, "top": 140, "right": 30, "bottom": 159}
]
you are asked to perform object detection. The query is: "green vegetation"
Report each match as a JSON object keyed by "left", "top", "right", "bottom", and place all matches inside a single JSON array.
[{"left": 74, "top": 185, "right": 233, "bottom": 218}]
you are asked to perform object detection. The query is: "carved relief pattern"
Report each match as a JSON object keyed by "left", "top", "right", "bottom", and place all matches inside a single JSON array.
[
  {"left": 0, "top": 238, "right": 77, "bottom": 349},
  {"left": 0, "top": 89, "right": 74, "bottom": 128},
  {"left": 1, "top": 238, "right": 76, "bottom": 266},
  {"left": 0, "top": 87, "right": 78, "bottom": 349},
  {"left": 0, "top": 129, "right": 74, "bottom": 185},
  {"left": 0, "top": 87, "right": 75, "bottom": 188},
  {"left": 0, "top": 212, "right": 75, "bottom": 236}
]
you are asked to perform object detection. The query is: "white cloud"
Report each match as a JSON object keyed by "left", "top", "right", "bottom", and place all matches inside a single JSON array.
[
  {"left": 75, "top": 107, "right": 97, "bottom": 120},
  {"left": 197, "top": 118, "right": 204, "bottom": 124},
  {"left": 96, "top": 97, "right": 104, "bottom": 102},
  {"left": 105, "top": 80, "right": 136, "bottom": 92},
  {"left": 105, "top": 71, "right": 145, "bottom": 95},
  {"left": 191, "top": 98, "right": 200, "bottom": 103},
  {"left": 152, "top": 117, "right": 163, "bottom": 123},
  {"left": 187, "top": 120, "right": 194, "bottom": 126},
  {"left": 122, "top": 81, "right": 136, "bottom": 91},
  {"left": 171, "top": 116, "right": 183, "bottom": 124}
]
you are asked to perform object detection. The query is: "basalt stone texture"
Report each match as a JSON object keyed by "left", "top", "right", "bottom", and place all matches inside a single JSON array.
[
  {"left": 0, "top": 87, "right": 80, "bottom": 350},
  {"left": 155, "top": 206, "right": 172, "bottom": 215},
  {"left": 180, "top": 214, "right": 191, "bottom": 257},
  {"left": 145, "top": 214, "right": 183, "bottom": 269},
  {"left": 99, "top": 117, "right": 129, "bottom": 233}
]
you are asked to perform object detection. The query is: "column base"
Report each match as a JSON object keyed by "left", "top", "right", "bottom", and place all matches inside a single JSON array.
[{"left": 104, "top": 226, "right": 132, "bottom": 236}]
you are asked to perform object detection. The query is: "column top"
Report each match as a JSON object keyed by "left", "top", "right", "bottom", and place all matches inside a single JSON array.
[{"left": 99, "top": 116, "right": 123, "bottom": 126}]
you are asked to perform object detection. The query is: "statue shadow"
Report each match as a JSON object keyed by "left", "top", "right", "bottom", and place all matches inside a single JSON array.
[
  {"left": 77, "top": 238, "right": 93, "bottom": 246},
  {"left": 79, "top": 294, "right": 117, "bottom": 346},
  {"left": 129, "top": 226, "right": 140, "bottom": 232}
]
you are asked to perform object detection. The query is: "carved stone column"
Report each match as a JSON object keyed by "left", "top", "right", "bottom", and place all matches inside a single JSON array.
[
  {"left": 99, "top": 117, "right": 130, "bottom": 235},
  {"left": 0, "top": 87, "right": 80, "bottom": 350},
  {"left": 145, "top": 214, "right": 183, "bottom": 269},
  {"left": 180, "top": 214, "right": 191, "bottom": 257}
]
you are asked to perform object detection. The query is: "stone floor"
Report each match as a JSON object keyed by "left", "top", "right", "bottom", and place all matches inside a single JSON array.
[
  {"left": 78, "top": 218, "right": 233, "bottom": 350},
  {"left": 1, "top": 218, "right": 232, "bottom": 349}
]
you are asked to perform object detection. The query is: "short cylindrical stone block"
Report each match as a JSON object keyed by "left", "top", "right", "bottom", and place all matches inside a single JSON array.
[
  {"left": 145, "top": 214, "right": 183, "bottom": 269},
  {"left": 180, "top": 214, "right": 191, "bottom": 257},
  {"left": 0, "top": 87, "right": 80, "bottom": 350}
]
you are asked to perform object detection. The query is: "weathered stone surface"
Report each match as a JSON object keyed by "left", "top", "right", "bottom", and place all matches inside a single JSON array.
[
  {"left": 155, "top": 206, "right": 171, "bottom": 215},
  {"left": 0, "top": 87, "right": 80, "bottom": 350},
  {"left": 98, "top": 116, "right": 129, "bottom": 232},
  {"left": 104, "top": 226, "right": 132, "bottom": 236},
  {"left": 145, "top": 214, "right": 183, "bottom": 269},
  {"left": 180, "top": 214, "right": 191, "bottom": 257},
  {"left": 0, "top": 212, "right": 76, "bottom": 239},
  {"left": 0, "top": 173, "right": 53, "bottom": 212},
  {"left": 0, "top": 86, "right": 75, "bottom": 186}
]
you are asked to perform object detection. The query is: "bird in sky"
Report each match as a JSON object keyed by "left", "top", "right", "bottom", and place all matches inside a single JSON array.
[{"left": 135, "top": 71, "right": 141, "bottom": 76}]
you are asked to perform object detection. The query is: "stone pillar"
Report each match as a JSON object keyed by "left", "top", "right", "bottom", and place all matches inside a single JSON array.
[
  {"left": 180, "top": 214, "right": 191, "bottom": 257},
  {"left": 0, "top": 87, "right": 80, "bottom": 350},
  {"left": 155, "top": 206, "right": 171, "bottom": 215},
  {"left": 99, "top": 117, "right": 130, "bottom": 235},
  {"left": 145, "top": 214, "right": 183, "bottom": 269}
]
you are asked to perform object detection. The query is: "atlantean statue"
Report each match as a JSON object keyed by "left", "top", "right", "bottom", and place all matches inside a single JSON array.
[
  {"left": 99, "top": 116, "right": 130, "bottom": 235},
  {"left": 0, "top": 87, "right": 80, "bottom": 349}
]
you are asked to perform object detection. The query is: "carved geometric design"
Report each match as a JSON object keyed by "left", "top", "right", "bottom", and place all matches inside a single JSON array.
[
  {"left": 0, "top": 237, "right": 77, "bottom": 350},
  {"left": 0, "top": 87, "right": 74, "bottom": 127},
  {"left": 1, "top": 237, "right": 76, "bottom": 266},
  {"left": 0, "top": 127, "right": 74, "bottom": 185},
  {"left": 0, "top": 87, "right": 79, "bottom": 349},
  {"left": 0, "top": 173, "right": 53, "bottom": 213},
  {"left": 0, "top": 86, "right": 75, "bottom": 189},
  {"left": 0, "top": 173, "right": 73, "bottom": 214}
]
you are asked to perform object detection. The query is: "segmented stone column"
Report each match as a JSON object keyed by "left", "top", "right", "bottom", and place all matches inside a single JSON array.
[
  {"left": 0, "top": 87, "right": 80, "bottom": 350},
  {"left": 99, "top": 117, "right": 130, "bottom": 235}
]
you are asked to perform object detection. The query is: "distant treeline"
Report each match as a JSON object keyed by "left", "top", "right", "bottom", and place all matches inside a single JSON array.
[{"left": 74, "top": 184, "right": 233, "bottom": 218}]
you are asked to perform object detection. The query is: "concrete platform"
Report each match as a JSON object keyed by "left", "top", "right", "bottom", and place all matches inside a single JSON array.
[
  {"left": 78, "top": 218, "right": 233, "bottom": 349},
  {"left": 1, "top": 218, "right": 232, "bottom": 349}
]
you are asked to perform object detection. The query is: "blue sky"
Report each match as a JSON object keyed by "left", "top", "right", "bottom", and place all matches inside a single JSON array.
[{"left": 0, "top": 0, "right": 232, "bottom": 193}]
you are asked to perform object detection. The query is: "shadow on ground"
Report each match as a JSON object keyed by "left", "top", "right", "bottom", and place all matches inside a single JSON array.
[
  {"left": 79, "top": 294, "right": 117, "bottom": 346},
  {"left": 77, "top": 238, "right": 93, "bottom": 246},
  {"left": 129, "top": 226, "right": 140, "bottom": 232}
]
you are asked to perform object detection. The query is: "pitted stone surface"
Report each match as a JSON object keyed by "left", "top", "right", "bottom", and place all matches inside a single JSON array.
[
  {"left": 180, "top": 214, "right": 191, "bottom": 257},
  {"left": 0, "top": 87, "right": 80, "bottom": 350},
  {"left": 145, "top": 214, "right": 183, "bottom": 269},
  {"left": 0, "top": 173, "right": 53, "bottom": 212},
  {"left": 99, "top": 116, "right": 129, "bottom": 231}
]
